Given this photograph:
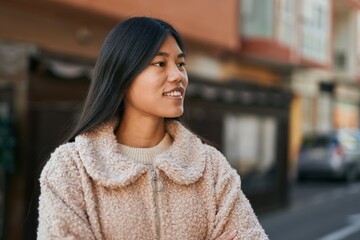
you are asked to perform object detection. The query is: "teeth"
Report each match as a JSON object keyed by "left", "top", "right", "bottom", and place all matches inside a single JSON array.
[{"left": 164, "top": 91, "right": 181, "bottom": 97}]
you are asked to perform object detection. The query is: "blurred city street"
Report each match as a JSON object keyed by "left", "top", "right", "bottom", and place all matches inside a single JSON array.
[
  {"left": 260, "top": 181, "right": 360, "bottom": 240},
  {"left": 2, "top": 0, "right": 360, "bottom": 239}
]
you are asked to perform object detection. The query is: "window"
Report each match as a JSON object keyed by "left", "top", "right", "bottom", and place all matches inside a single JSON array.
[
  {"left": 278, "top": 0, "right": 297, "bottom": 47},
  {"left": 356, "top": 13, "right": 360, "bottom": 73},
  {"left": 240, "top": 0, "right": 274, "bottom": 38},
  {"left": 301, "top": 0, "right": 330, "bottom": 62},
  {"left": 223, "top": 114, "right": 277, "bottom": 193},
  {"left": 317, "top": 91, "right": 333, "bottom": 132}
]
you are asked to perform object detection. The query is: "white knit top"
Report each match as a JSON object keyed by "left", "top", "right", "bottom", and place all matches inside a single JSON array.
[{"left": 117, "top": 133, "right": 173, "bottom": 165}]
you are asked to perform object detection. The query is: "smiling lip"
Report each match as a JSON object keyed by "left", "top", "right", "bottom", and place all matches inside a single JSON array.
[{"left": 163, "top": 87, "right": 185, "bottom": 98}]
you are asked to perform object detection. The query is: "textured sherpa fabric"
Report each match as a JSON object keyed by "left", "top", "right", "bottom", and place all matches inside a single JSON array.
[{"left": 37, "top": 120, "right": 268, "bottom": 240}]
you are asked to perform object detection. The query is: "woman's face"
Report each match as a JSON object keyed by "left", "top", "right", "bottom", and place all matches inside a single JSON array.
[{"left": 124, "top": 35, "right": 188, "bottom": 119}]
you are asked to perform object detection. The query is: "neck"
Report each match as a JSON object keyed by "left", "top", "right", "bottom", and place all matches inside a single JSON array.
[{"left": 115, "top": 113, "right": 165, "bottom": 148}]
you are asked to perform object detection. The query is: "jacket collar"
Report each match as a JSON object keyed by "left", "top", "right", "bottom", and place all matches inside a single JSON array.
[{"left": 74, "top": 119, "right": 206, "bottom": 188}]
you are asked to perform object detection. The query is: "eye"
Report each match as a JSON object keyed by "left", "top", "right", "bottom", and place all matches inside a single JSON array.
[
  {"left": 153, "top": 62, "right": 166, "bottom": 67},
  {"left": 177, "top": 62, "right": 186, "bottom": 68}
]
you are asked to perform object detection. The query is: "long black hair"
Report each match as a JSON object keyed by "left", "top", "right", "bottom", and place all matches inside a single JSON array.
[{"left": 64, "top": 17, "right": 185, "bottom": 142}]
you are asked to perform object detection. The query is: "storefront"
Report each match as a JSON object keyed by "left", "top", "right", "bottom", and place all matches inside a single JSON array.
[
  {"left": 185, "top": 78, "right": 292, "bottom": 212},
  {"left": 1, "top": 1, "right": 295, "bottom": 238},
  {"left": 333, "top": 83, "right": 360, "bottom": 129},
  {"left": 0, "top": 85, "right": 15, "bottom": 239}
]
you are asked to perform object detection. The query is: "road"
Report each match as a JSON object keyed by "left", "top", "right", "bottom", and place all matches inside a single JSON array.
[{"left": 259, "top": 181, "right": 360, "bottom": 240}]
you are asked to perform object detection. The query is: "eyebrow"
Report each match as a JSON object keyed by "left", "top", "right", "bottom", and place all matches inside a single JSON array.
[{"left": 156, "top": 51, "right": 186, "bottom": 58}]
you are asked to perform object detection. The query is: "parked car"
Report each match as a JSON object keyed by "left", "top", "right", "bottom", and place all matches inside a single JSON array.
[{"left": 297, "top": 129, "right": 360, "bottom": 182}]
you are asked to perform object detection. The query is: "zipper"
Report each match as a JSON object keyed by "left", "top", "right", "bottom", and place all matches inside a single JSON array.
[{"left": 150, "top": 167, "right": 163, "bottom": 240}]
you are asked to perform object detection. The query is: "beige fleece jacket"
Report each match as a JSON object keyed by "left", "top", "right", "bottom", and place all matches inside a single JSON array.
[{"left": 37, "top": 120, "right": 268, "bottom": 240}]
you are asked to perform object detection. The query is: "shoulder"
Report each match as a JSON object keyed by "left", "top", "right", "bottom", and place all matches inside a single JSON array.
[
  {"left": 201, "top": 143, "right": 240, "bottom": 182},
  {"left": 40, "top": 142, "right": 81, "bottom": 186},
  {"left": 203, "top": 144, "right": 233, "bottom": 170},
  {"left": 202, "top": 144, "right": 224, "bottom": 160}
]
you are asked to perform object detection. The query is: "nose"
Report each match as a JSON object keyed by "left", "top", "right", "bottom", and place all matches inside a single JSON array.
[{"left": 168, "top": 65, "right": 186, "bottom": 83}]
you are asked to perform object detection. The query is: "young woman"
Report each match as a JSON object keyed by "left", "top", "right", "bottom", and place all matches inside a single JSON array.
[{"left": 37, "top": 17, "right": 268, "bottom": 240}]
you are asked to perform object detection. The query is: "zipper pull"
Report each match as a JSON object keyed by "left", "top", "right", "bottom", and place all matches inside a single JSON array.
[{"left": 150, "top": 167, "right": 163, "bottom": 192}]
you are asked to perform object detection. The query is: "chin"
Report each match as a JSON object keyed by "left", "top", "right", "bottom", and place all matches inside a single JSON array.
[{"left": 163, "top": 109, "right": 184, "bottom": 118}]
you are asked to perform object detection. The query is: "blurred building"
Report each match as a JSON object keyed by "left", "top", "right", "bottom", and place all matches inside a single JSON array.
[
  {"left": 290, "top": 0, "right": 360, "bottom": 177},
  {"left": 2, "top": 0, "right": 359, "bottom": 239},
  {"left": 332, "top": 0, "right": 360, "bottom": 129}
]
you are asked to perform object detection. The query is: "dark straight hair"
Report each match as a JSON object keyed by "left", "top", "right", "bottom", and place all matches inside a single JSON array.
[{"left": 64, "top": 17, "right": 185, "bottom": 143}]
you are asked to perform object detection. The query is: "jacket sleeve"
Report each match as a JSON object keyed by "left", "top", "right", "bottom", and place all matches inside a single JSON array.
[
  {"left": 211, "top": 149, "right": 269, "bottom": 240},
  {"left": 37, "top": 144, "right": 96, "bottom": 240}
]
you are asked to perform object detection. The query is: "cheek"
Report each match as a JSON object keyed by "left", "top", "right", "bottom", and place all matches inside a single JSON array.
[
  {"left": 183, "top": 76, "right": 189, "bottom": 91},
  {"left": 128, "top": 88, "right": 156, "bottom": 105},
  {"left": 129, "top": 74, "right": 161, "bottom": 96},
  {"left": 127, "top": 81, "right": 161, "bottom": 107}
]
